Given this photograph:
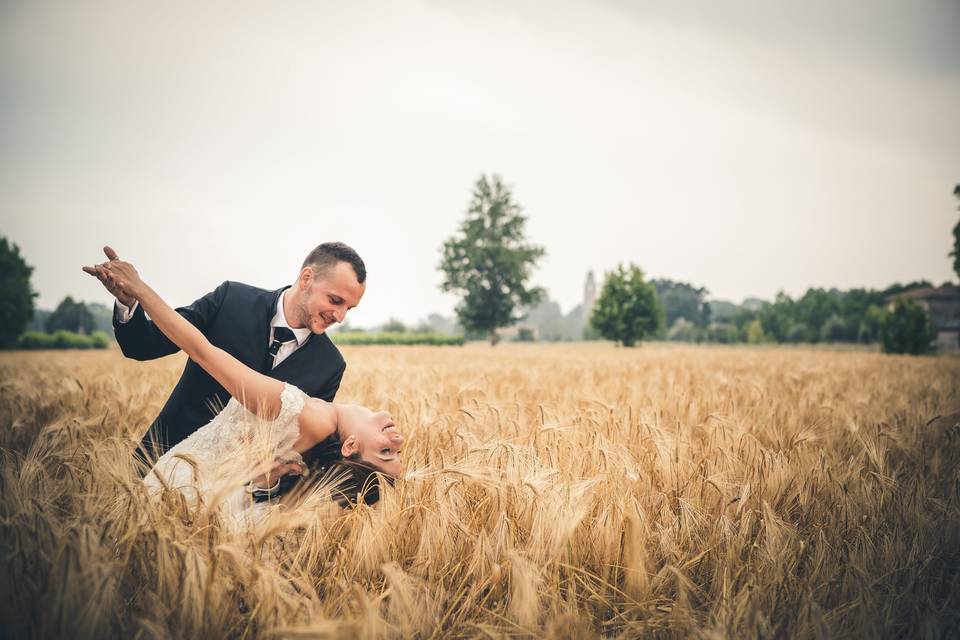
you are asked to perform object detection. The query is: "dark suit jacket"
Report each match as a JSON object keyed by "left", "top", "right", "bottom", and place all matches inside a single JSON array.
[{"left": 114, "top": 281, "right": 345, "bottom": 465}]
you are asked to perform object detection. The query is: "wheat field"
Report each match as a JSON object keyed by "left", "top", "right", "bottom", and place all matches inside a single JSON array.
[{"left": 0, "top": 344, "right": 958, "bottom": 639}]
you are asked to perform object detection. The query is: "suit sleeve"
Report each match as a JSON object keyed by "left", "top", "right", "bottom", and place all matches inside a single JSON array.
[
  {"left": 314, "top": 361, "right": 345, "bottom": 402},
  {"left": 113, "top": 281, "right": 230, "bottom": 361}
]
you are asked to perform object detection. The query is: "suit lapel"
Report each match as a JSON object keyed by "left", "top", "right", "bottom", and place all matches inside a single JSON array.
[{"left": 270, "top": 332, "right": 316, "bottom": 377}]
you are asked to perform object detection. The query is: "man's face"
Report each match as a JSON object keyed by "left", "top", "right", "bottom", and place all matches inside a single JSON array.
[{"left": 295, "top": 261, "right": 365, "bottom": 334}]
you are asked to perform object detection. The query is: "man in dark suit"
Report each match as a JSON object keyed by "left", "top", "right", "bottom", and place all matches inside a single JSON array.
[{"left": 85, "top": 242, "right": 366, "bottom": 469}]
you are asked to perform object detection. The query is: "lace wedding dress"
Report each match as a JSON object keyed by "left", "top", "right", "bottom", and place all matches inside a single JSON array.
[{"left": 143, "top": 382, "right": 307, "bottom": 530}]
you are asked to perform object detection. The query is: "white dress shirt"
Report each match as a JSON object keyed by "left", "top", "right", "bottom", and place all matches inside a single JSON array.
[
  {"left": 115, "top": 289, "right": 310, "bottom": 369},
  {"left": 267, "top": 290, "right": 311, "bottom": 367}
]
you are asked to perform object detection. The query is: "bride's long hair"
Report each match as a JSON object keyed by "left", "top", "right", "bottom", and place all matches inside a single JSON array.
[{"left": 271, "top": 435, "right": 390, "bottom": 507}]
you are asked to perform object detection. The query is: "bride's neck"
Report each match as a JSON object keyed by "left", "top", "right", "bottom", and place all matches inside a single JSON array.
[
  {"left": 299, "top": 398, "right": 339, "bottom": 448},
  {"left": 331, "top": 403, "right": 344, "bottom": 439}
]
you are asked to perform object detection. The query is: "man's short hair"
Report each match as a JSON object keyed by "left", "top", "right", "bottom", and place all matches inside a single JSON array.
[{"left": 302, "top": 242, "right": 366, "bottom": 284}]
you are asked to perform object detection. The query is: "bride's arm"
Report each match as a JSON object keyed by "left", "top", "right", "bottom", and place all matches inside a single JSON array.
[{"left": 95, "top": 254, "right": 284, "bottom": 419}]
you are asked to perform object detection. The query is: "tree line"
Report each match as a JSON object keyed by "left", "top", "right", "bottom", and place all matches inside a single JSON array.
[
  {"left": 438, "top": 175, "right": 956, "bottom": 355},
  {"left": 2, "top": 179, "right": 956, "bottom": 353},
  {"left": 589, "top": 270, "right": 939, "bottom": 355}
]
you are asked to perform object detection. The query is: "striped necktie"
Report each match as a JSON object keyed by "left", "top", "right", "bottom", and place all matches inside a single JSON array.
[{"left": 264, "top": 326, "right": 297, "bottom": 371}]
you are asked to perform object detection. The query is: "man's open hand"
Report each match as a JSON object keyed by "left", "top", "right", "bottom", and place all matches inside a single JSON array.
[{"left": 82, "top": 246, "right": 136, "bottom": 307}]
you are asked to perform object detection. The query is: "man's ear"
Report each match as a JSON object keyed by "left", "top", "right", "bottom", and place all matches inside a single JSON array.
[
  {"left": 298, "top": 267, "right": 314, "bottom": 289},
  {"left": 340, "top": 435, "right": 358, "bottom": 457}
]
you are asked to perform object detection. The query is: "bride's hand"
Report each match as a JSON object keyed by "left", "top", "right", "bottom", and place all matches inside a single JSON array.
[
  {"left": 98, "top": 249, "right": 146, "bottom": 301},
  {"left": 251, "top": 461, "right": 306, "bottom": 490},
  {"left": 81, "top": 246, "right": 137, "bottom": 306}
]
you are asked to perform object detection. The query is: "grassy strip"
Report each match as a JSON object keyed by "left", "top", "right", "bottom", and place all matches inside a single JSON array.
[
  {"left": 330, "top": 331, "right": 464, "bottom": 346},
  {"left": 17, "top": 330, "right": 110, "bottom": 350}
]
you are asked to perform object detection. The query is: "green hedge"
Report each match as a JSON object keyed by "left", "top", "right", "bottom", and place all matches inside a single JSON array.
[
  {"left": 17, "top": 330, "right": 110, "bottom": 350},
  {"left": 331, "top": 332, "right": 464, "bottom": 346}
]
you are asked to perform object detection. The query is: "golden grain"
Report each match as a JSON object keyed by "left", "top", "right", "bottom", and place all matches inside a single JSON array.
[{"left": 0, "top": 343, "right": 958, "bottom": 638}]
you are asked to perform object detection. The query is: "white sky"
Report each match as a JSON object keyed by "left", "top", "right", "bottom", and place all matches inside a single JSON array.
[{"left": 2, "top": 0, "right": 959, "bottom": 327}]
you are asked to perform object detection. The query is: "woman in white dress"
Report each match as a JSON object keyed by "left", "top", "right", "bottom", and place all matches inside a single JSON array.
[{"left": 91, "top": 255, "right": 404, "bottom": 524}]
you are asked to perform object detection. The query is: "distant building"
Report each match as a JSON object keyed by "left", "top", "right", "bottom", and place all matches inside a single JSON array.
[
  {"left": 584, "top": 271, "right": 597, "bottom": 317},
  {"left": 887, "top": 284, "right": 960, "bottom": 351}
]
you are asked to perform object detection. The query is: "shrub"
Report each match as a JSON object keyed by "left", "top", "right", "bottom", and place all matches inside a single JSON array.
[
  {"left": 746, "top": 319, "right": 766, "bottom": 344},
  {"left": 17, "top": 332, "right": 55, "bottom": 349},
  {"left": 707, "top": 322, "right": 741, "bottom": 344},
  {"left": 786, "top": 322, "right": 815, "bottom": 343},
  {"left": 820, "top": 315, "right": 850, "bottom": 343},
  {"left": 515, "top": 328, "right": 536, "bottom": 342},
  {"left": 55, "top": 330, "right": 93, "bottom": 349},
  {"left": 17, "top": 330, "right": 110, "bottom": 350},
  {"left": 857, "top": 305, "right": 885, "bottom": 343},
  {"left": 90, "top": 331, "right": 110, "bottom": 348},
  {"left": 667, "top": 318, "right": 703, "bottom": 343},
  {"left": 880, "top": 299, "right": 936, "bottom": 355}
]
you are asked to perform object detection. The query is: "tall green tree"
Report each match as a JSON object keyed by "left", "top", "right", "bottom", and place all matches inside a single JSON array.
[
  {"left": 880, "top": 299, "right": 936, "bottom": 355},
  {"left": 794, "top": 288, "right": 842, "bottom": 340},
  {"left": 651, "top": 279, "right": 711, "bottom": 328},
  {"left": 841, "top": 288, "right": 886, "bottom": 336},
  {"left": 523, "top": 297, "right": 567, "bottom": 341},
  {"left": 857, "top": 304, "right": 885, "bottom": 343},
  {"left": 757, "top": 292, "right": 795, "bottom": 343},
  {"left": 590, "top": 264, "right": 664, "bottom": 347},
  {"left": 381, "top": 318, "right": 407, "bottom": 333},
  {"left": 0, "top": 237, "right": 36, "bottom": 348},
  {"left": 439, "top": 174, "right": 545, "bottom": 345},
  {"left": 45, "top": 296, "right": 94, "bottom": 334},
  {"left": 951, "top": 183, "right": 960, "bottom": 279}
]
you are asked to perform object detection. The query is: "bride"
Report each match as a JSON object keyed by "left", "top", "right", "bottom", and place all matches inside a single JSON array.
[{"left": 89, "top": 253, "right": 404, "bottom": 525}]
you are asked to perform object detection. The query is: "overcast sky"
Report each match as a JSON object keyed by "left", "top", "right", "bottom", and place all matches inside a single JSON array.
[{"left": 2, "top": 0, "right": 958, "bottom": 327}]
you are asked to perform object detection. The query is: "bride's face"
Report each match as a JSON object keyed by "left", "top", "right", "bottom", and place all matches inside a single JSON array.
[{"left": 338, "top": 405, "right": 404, "bottom": 477}]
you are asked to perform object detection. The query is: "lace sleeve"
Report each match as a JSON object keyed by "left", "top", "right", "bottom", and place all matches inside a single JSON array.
[
  {"left": 272, "top": 383, "right": 308, "bottom": 464},
  {"left": 276, "top": 382, "right": 307, "bottom": 425}
]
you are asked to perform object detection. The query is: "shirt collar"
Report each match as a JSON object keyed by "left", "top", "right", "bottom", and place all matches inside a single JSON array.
[{"left": 272, "top": 288, "right": 311, "bottom": 346}]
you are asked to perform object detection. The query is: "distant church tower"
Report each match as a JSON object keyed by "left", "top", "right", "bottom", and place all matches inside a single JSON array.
[{"left": 583, "top": 270, "right": 597, "bottom": 315}]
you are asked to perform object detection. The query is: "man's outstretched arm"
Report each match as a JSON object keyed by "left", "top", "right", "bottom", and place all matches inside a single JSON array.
[{"left": 112, "top": 281, "right": 229, "bottom": 361}]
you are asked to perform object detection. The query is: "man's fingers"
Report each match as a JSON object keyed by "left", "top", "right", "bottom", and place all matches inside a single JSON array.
[
  {"left": 84, "top": 265, "right": 111, "bottom": 286},
  {"left": 100, "top": 262, "right": 119, "bottom": 276},
  {"left": 103, "top": 246, "right": 119, "bottom": 261},
  {"left": 95, "top": 267, "right": 120, "bottom": 289}
]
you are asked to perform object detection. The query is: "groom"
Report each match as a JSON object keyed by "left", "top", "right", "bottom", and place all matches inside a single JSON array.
[{"left": 85, "top": 242, "right": 366, "bottom": 469}]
